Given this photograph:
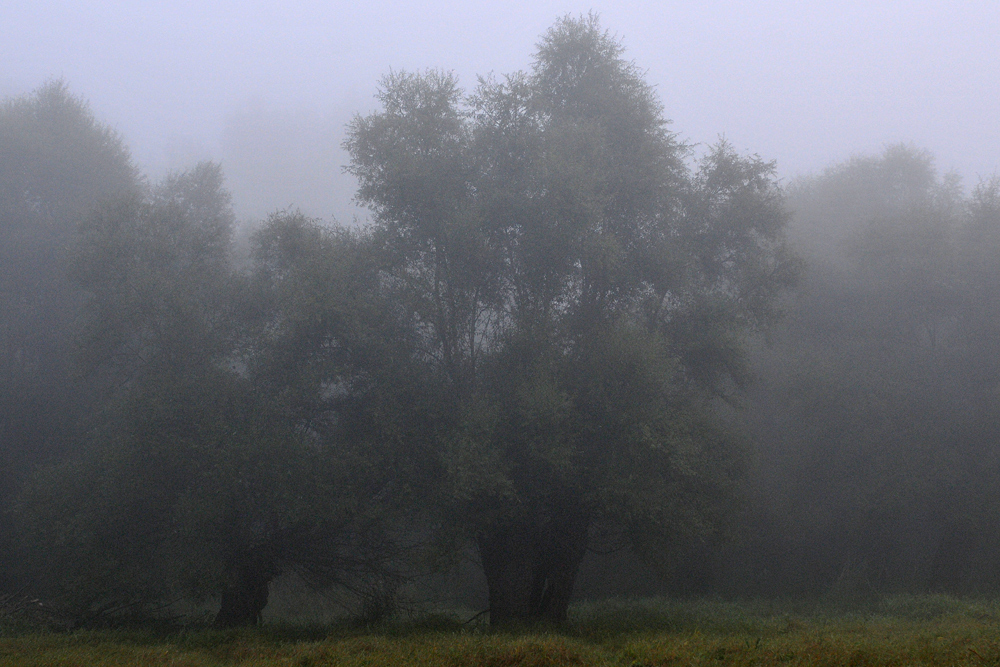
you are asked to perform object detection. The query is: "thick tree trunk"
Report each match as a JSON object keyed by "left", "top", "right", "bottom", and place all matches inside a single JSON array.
[
  {"left": 478, "top": 523, "right": 537, "bottom": 626},
  {"left": 213, "top": 554, "right": 278, "bottom": 628},
  {"left": 477, "top": 503, "right": 590, "bottom": 626}
]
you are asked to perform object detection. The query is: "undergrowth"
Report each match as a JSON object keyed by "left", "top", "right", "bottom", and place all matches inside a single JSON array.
[{"left": 3, "top": 595, "right": 1000, "bottom": 665}]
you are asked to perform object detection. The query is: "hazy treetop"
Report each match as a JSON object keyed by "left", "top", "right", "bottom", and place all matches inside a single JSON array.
[{"left": 4, "top": 1, "right": 997, "bottom": 221}]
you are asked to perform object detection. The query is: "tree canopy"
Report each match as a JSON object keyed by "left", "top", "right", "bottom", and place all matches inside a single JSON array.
[
  {"left": 0, "top": 80, "right": 140, "bottom": 592},
  {"left": 18, "top": 169, "right": 404, "bottom": 626},
  {"left": 24, "top": 18, "right": 1000, "bottom": 629},
  {"left": 721, "top": 145, "right": 1000, "bottom": 598},
  {"left": 344, "top": 14, "right": 797, "bottom": 624}
]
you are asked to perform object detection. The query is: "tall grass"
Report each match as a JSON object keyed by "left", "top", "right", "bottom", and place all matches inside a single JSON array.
[{"left": 3, "top": 595, "right": 1000, "bottom": 665}]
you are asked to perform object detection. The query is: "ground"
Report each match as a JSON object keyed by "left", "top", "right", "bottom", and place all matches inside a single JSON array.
[{"left": 2, "top": 596, "right": 999, "bottom": 666}]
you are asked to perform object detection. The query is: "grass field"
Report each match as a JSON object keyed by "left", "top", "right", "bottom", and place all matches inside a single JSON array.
[{"left": 3, "top": 596, "right": 1000, "bottom": 665}]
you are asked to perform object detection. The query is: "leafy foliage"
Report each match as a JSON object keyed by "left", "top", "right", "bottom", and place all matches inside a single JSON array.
[
  {"left": 345, "top": 14, "right": 797, "bottom": 623},
  {"left": 18, "top": 172, "right": 402, "bottom": 625},
  {"left": 0, "top": 80, "right": 140, "bottom": 592},
  {"left": 18, "top": 19, "right": 1000, "bottom": 630},
  {"left": 728, "top": 145, "right": 1000, "bottom": 598}
]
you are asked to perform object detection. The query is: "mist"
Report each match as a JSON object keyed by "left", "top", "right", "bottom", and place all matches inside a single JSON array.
[
  {"left": 4, "top": 1, "right": 998, "bottom": 222},
  {"left": 5, "top": 3, "right": 1000, "bottom": 631}
]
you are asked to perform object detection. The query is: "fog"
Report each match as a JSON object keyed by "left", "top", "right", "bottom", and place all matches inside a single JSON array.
[
  {"left": 5, "top": 1, "right": 998, "bottom": 221},
  {"left": 6, "top": 3, "right": 1000, "bottom": 629}
]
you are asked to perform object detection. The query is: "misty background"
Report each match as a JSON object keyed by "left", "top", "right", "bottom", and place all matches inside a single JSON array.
[
  {"left": 6, "top": 2, "right": 1000, "bottom": 629},
  {"left": 4, "top": 1, "right": 998, "bottom": 223}
]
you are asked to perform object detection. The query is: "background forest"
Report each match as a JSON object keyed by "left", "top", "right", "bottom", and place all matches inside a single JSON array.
[{"left": 3, "top": 17, "right": 1000, "bottom": 630}]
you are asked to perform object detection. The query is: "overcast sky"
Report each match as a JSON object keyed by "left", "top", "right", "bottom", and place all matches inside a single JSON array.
[{"left": 4, "top": 0, "right": 998, "bottom": 222}]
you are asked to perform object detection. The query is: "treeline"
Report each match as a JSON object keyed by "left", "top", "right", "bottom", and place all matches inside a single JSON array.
[
  {"left": 2, "top": 16, "right": 999, "bottom": 628},
  {"left": 585, "top": 145, "right": 1000, "bottom": 603},
  {"left": 726, "top": 146, "right": 1000, "bottom": 599}
]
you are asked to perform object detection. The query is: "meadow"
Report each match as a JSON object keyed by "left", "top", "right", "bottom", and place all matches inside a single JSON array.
[{"left": 3, "top": 596, "right": 1000, "bottom": 666}]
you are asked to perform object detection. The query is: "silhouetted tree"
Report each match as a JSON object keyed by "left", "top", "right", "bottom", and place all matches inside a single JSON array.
[
  {"left": 18, "top": 170, "right": 401, "bottom": 626},
  {"left": 345, "top": 15, "right": 797, "bottom": 625},
  {"left": 0, "top": 80, "right": 139, "bottom": 592},
  {"left": 730, "top": 146, "right": 1000, "bottom": 598}
]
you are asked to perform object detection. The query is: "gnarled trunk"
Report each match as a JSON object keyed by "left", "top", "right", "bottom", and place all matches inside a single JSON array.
[
  {"left": 213, "top": 554, "right": 279, "bottom": 627},
  {"left": 477, "top": 503, "right": 590, "bottom": 626}
]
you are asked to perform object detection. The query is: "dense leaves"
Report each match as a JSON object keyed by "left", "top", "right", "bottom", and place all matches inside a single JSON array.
[
  {"left": 345, "top": 15, "right": 797, "bottom": 624},
  {"left": 0, "top": 81, "right": 140, "bottom": 592},
  {"left": 18, "top": 172, "right": 401, "bottom": 626},
  {"left": 11, "top": 19, "right": 1000, "bottom": 632},
  {"left": 723, "top": 146, "right": 1000, "bottom": 598}
]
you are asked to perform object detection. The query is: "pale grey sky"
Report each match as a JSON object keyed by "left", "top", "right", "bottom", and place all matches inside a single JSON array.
[{"left": 4, "top": 0, "right": 998, "bottom": 222}]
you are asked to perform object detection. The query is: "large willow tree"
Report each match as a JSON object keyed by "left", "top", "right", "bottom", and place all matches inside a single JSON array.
[{"left": 345, "top": 15, "right": 797, "bottom": 625}]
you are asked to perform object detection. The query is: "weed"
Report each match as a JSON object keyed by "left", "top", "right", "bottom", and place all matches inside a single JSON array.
[{"left": 3, "top": 595, "right": 1000, "bottom": 666}]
